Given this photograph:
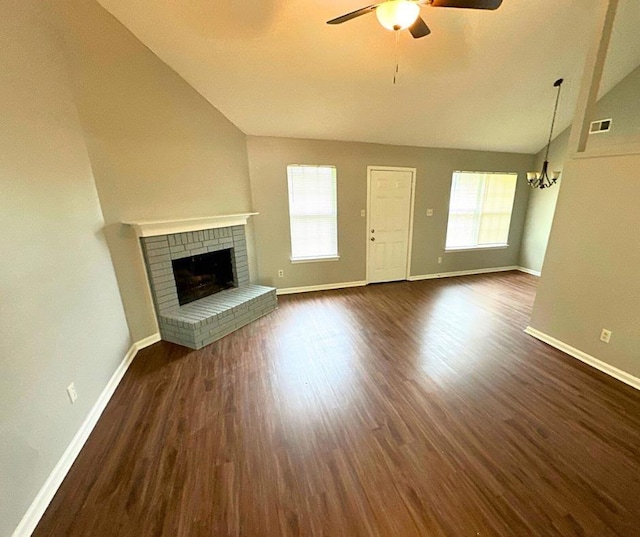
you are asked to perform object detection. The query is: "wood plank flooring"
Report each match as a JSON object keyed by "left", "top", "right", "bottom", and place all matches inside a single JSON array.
[{"left": 34, "top": 272, "right": 640, "bottom": 536}]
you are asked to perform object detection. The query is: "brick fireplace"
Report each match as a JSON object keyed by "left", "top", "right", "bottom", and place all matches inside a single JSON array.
[{"left": 129, "top": 215, "right": 276, "bottom": 350}]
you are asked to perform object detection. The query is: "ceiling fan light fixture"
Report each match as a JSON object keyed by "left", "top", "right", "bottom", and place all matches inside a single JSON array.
[{"left": 376, "top": 0, "right": 420, "bottom": 31}]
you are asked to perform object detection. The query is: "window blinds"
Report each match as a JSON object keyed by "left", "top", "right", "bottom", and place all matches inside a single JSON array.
[
  {"left": 287, "top": 165, "right": 338, "bottom": 260},
  {"left": 445, "top": 172, "right": 517, "bottom": 249}
]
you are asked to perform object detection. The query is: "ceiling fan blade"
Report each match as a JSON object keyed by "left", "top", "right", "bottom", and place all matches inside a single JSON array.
[
  {"left": 429, "top": 0, "right": 503, "bottom": 9},
  {"left": 409, "top": 17, "right": 431, "bottom": 39},
  {"left": 327, "top": 4, "right": 380, "bottom": 25}
]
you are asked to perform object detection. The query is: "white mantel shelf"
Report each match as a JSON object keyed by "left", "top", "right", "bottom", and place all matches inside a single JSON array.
[{"left": 125, "top": 213, "right": 258, "bottom": 238}]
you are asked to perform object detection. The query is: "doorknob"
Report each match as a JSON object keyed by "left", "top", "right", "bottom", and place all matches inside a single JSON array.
[
  {"left": 370, "top": 237, "right": 375, "bottom": 241},
  {"left": 371, "top": 229, "right": 375, "bottom": 233}
]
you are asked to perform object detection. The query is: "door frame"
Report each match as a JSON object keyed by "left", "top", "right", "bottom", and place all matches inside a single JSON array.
[{"left": 366, "top": 165, "right": 417, "bottom": 284}]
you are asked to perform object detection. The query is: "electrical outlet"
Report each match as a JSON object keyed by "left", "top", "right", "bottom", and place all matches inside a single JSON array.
[
  {"left": 67, "top": 383, "right": 78, "bottom": 404},
  {"left": 427, "top": 209, "right": 434, "bottom": 217},
  {"left": 277, "top": 269, "right": 284, "bottom": 278},
  {"left": 360, "top": 209, "right": 366, "bottom": 217},
  {"left": 438, "top": 257, "right": 442, "bottom": 264},
  {"left": 600, "top": 328, "right": 612, "bottom": 343}
]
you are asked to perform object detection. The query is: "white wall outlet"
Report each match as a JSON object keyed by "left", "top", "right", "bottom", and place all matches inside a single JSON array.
[
  {"left": 360, "top": 209, "right": 366, "bottom": 217},
  {"left": 66, "top": 383, "right": 78, "bottom": 404},
  {"left": 438, "top": 257, "right": 442, "bottom": 264},
  {"left": 427, "top": 209, "right": 434, "bottom": 217},
  {"left": 277, "top": 269, "right": 284, "bottom": 278},
  {"left": 600, "top": 328, "right": 612, "bottom": 343}
]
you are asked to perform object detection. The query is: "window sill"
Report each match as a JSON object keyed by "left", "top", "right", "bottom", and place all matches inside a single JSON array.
[
  {"left": 290, "top": 255, "right": 340, "bottom": 264},
  {"left": 445, "top": 245, "right": 509, "bottom": 253}
]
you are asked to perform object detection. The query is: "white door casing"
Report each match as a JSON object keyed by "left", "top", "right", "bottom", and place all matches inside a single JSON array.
[{"left": 366, "top": 166, "right": 416, "bottom": 284}]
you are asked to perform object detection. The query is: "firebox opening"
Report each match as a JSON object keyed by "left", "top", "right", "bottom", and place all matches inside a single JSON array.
[{"left": 172, "top": 249, "right": 235, "bottom": 306}]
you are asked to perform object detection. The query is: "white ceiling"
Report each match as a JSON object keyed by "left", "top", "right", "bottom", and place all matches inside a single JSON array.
[{"left": 97, "top": 0, "right": 639, "bottom": 154}]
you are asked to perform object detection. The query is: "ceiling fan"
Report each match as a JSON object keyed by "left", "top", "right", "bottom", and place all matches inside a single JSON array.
[{"left": 327, "top": 0, "right": 503, "bottom": 39}]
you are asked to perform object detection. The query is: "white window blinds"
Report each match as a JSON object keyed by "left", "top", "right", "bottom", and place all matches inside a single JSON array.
[
  {"left": 445, "top": 172, "right": 517, "bottom": 249},
  {"left": 287, "top": 165, "right": 338, "bottom": 260}
]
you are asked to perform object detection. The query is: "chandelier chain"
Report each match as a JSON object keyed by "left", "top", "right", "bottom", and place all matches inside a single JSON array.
[{"left": 544, "top": 81, "right": 563, "bottom": 162}]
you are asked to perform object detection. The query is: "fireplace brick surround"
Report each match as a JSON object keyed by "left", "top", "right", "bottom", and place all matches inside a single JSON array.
[{"left": 140, "top": 224, "right": 276, "bottom": 349}]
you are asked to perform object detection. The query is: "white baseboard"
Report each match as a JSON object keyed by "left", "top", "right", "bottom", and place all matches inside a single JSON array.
[
  {"left": 408, "top": 266, "right": 518, "bottom": 281},
  {"left": 524, "top": 327, "right": 640, "bottom": 391},
  {"left": 134, "top": 332, "right": 161, "bottom": 350},
  {"left": 278, "top": 267, "right": 525, "bottom": 293},
  {"left": 517, "top": 266, "right": 542, "bottom": 277},
  {"left": 11, "top": 332, "right": 161, "bottom": 537},
  {"left": 277, "top": 280, "right": 367, "bottom": 296}
]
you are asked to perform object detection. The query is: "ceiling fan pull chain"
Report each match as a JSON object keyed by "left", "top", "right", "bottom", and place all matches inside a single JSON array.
[{"left": 393, "top": 30, "right": 400, "bottom": 85}]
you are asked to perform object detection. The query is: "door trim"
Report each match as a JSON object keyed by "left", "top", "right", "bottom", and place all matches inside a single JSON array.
[{"left": 366, "top": 166, "right": 417, "bottom": 284}]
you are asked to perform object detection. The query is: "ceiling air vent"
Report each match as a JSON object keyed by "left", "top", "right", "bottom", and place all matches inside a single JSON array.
[{"left": 589, "top": 118, "right": 612, "bottom": 134}]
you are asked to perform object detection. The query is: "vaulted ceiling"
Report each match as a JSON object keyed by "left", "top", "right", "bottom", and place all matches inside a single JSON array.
[{"left": 98, "top": 0, "right": 639, "bottom": 154}]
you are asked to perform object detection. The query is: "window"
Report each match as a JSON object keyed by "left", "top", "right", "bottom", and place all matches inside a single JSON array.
[
  {"left": 445, "top": 171, "right": 518, "bottom": 250},
  {"left": 287, "top": 165, "right": 338, "bottom": 261}
]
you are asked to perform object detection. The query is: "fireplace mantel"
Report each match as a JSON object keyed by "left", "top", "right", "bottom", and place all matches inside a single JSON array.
[{"left": 125, "top": 213, "right": 258, "bottom": 238}]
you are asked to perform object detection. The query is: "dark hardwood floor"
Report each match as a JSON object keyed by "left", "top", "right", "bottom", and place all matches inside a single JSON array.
[{"left": 34, "top": 272, "right": 640, "bottom": 536}]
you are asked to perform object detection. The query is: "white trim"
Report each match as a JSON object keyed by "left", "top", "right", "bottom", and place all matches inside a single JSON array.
[
  {"left": 366, "top": 166, "right": 417, "bottom": 284},
  {"left": 125, "top": 213, "right": 258, "bottom": 238},
  {"left": 517, "top": 266, "right": 541, "bottom": 277},
  {"left": 572, "top": 140, "right": 640, "bottom": 159},
  {"left": 10, "top": 333, "right": 161, "bottom": 537},
  {"left": 406, "top": 171, "right": 417, "bottom": 280},
  {"left": 277, "top": 280, "right": 367, "bottom": 296},
  {"left": 445, "top": 245, "right": 509, "bottom": 253},
  {"left": 366, "top": 170, "right": 372, "bottom": 283},
  {"left": 524, "top": 327, "right": 640, "bottom": 391},
  {"left": 408, "top": 266, "right": 518, "bottom": 281},
  {"left": 135, "top": 332, "right": 162, "bottom": 350},
  {"left": 290, "top": 255, "right": 340, "bottom": 264}
]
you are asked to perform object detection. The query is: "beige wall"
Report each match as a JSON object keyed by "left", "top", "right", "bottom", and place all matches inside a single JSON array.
[
  {"left": 529, "top": 152, "right": 640, "bottom": 378},
  {"left": 519, "top": 62, "right": 640, "bottom": 273},
  {"left": 588, "top": 64, "right": 640, "bottom": 149},
  {"left": 518, "top": 128, "right": 571, "bottom": 274},
  {"left": 56, "top": 0, "right": 255, "bottom": 341},
  {"left": 247, "top": 136, "right": 534, "bottom": 288},
  {"left": 0, "top": 2, "right": 131, "bottom": 535}
]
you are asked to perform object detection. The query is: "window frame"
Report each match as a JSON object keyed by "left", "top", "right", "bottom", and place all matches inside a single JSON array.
[
  {"left": 286, "top": 164, "right": 339, "bottom": 263},
  {"left": 444, "top": 171, "right": 518, "bottom": 252}
]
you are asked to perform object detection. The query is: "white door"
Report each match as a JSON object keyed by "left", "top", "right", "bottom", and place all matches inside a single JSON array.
[{"left": 367, "top": 167, "right": 415, "bottom": 284}]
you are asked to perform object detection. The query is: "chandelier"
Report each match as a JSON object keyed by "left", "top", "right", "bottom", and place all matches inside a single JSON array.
[{"left": 527, "top": 78, "right": 564, "bottom": 189}]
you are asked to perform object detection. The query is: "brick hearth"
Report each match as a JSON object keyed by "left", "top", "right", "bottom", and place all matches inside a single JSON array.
[{"left": 140, "top": 225, "right": 276, "bottom": 349}]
